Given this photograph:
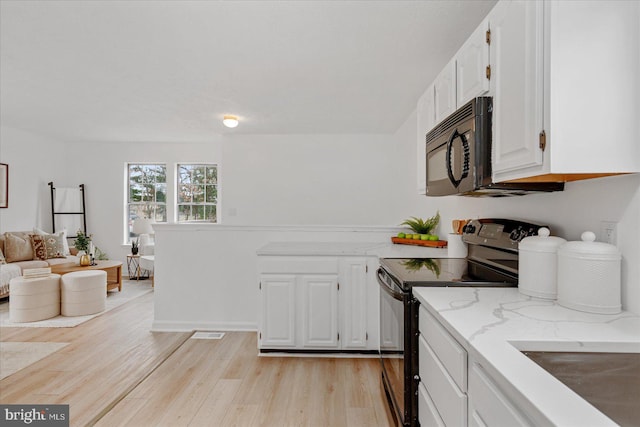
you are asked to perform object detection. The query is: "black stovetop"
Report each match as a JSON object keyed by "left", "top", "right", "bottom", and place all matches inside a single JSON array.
[{"left": 379, "top": 257, "right": 517, "bottom": 291}]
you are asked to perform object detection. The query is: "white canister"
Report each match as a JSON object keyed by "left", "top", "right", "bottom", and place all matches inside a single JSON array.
[
  {"left": 518, "top": 228, "right": 566, "bottom": 299},
  {"left": 447, "top": 233, "right": 468, "bottom": 258},
  {"left": 557, "top": 231, "right": 621, "bottom": 314}
]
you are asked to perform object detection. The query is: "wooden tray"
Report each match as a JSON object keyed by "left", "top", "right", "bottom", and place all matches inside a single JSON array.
[{"left": 391, "top": 237, "right": 448, "bottom": 248}]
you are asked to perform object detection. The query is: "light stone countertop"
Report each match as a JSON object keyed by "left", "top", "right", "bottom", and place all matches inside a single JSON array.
[
  {"left": 413, "top": 287, "right": 640, "bottom": 426},
  {"left": 256, "top": 241, "right": 450, "bottom": 258}
]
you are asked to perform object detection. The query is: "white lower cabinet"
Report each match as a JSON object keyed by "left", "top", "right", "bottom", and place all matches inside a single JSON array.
[
  {"left": 301, "top": 274, "right": 339, "bottom": 348},
  {"left": 468, "top": 360, "right": 532, "bottom": 427},
  {"left": 258, "top": 255, "right": 375, "bottom": 351},
  {"left": 260, "top": 275, "right": 296, "bottom": 348},
  {"left": 418, "top": 304, "right": 538, "bottom": 427},
  {"left": 418, "top": 305, "right": 467, "bottom": 427},
  {"left": 418, "top": 382, "right": 446, "bottom": 427}
]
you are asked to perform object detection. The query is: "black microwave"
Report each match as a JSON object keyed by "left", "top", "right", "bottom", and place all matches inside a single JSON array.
[{"left": 424, "top": 97, "right": 563, "bottom": 197}]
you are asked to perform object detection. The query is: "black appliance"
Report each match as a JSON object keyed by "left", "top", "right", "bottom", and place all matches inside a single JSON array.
[
  {"left": 424, "top": 97, "right": 564, "bottom": 197},
  {"left": 378, "top": 218, "right": 545, "bottom": 427}
]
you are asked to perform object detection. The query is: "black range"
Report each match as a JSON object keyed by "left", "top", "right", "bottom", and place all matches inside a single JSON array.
[{"left": 378, "top": 218, "right": 546, "bottom": 427}]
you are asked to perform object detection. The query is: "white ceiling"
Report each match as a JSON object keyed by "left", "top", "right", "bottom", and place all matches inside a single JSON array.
[{"left": 0, "top": 0, "right": 496, "bottom": 143}]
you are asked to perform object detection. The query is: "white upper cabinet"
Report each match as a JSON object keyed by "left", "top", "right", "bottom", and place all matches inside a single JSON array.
[
  {"left": 489, "top": 0, "right": 545, "bottom": 177},
  {"left": 417, "top": 17, "right": 490, "bottom": 194},
  {"left": 417, "top": 84, "right": 435, "bottom": 194},
  {"left": 434, "top": 59, "right": 457, "bottom": 124},
  {"left": 491, "top": 0, "right": 640, "bottom": 183},
  {"left": 456, "top": 17, "right": 490, "bottom": 106}
]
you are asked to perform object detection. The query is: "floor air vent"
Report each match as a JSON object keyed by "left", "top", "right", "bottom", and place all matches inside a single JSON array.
[{"left": 191, "top": 331, "right": 225, "bottom": 340}]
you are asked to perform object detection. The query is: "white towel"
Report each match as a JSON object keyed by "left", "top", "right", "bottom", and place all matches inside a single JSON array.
[
  {"left": 54, "top": 188, "right": 82, "bottom": 212},
  {"left": 54, "top": 216, "right": 84, "bottom": 237}
]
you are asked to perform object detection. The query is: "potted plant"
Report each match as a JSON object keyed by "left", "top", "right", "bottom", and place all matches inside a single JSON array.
[
  {"left": 74, "top": 230, "right": 92, "bottom": 266},
  {"left": 400, "top": 211, "right": 440, "bottom": 238},
  {"left": 131, "top": 239, "right": 139, "bottom": 255}
]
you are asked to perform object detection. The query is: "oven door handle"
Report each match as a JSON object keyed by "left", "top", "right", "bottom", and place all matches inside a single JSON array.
[{"left": 377, "top": 267, "right": 404, "bottom": 301}]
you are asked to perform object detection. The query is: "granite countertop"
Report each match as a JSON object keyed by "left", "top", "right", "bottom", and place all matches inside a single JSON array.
[
  {"left": 413, "top": 287, "right": 640, "bottom": 426},
  {"left": 256, "top": 241, "right": 449, "bottom": 258}
]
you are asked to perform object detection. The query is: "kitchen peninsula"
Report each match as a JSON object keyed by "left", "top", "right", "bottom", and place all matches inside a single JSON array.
[{"left": 413, "top": 287, "right": 640, "bottom": 426}]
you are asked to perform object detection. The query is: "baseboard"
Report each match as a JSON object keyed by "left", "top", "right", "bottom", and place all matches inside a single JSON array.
[{"left": 151, "top": 319, "right": 258, "bottom": 332}]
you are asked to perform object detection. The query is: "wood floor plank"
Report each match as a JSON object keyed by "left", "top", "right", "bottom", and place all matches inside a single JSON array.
[
  {"left": 0, "top": 285, "right": 191, "bottom": 427},
  {"left": 2, "top": 282, "right": 394, "bottom": 427}
]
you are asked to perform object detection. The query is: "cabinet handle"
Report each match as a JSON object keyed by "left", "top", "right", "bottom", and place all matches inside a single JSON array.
[{"left": 539, "top": 130, "right": 547, "bottom": 151}]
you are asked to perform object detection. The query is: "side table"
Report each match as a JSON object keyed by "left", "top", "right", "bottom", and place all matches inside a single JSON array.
[{"left": 126, "top": 254, "right": 150, "bottom": 280}]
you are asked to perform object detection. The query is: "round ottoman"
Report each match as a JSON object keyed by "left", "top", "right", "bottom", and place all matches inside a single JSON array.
[
  {"left": 61, "top": 270, "right": 107, "bottom": 316},
  {"left": 9, "top": 274, "right": 61, "bottom": 322}
]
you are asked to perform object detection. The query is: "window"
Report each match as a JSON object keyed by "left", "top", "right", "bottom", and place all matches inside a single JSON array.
[
  {"left": 177, "top": 164, "right": 218, "bottom": 222},
  {"left": 127, "top": 164, "right": 167, "bottom": 238}
]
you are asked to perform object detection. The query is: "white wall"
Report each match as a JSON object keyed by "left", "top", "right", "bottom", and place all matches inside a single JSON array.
[
  {"left": 61, "top": 139, "right": 222, "bottom": 268},
  {"left": 221, "top": 134, "right": 397, "bottom": 225},
  {"left": 0, "top": 126, "right": 66, "bottom": 232}
]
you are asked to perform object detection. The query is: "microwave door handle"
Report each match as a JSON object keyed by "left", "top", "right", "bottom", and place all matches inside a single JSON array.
[{"left": 446, "top": 129, "right": 470, "bottom": 188}]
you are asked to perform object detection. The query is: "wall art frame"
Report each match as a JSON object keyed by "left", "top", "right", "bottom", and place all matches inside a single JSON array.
[{"left": 0, "top": 163, "right": 8, "bottom": 208}]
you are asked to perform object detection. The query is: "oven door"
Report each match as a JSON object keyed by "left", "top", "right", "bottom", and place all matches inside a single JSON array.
[{"left": 378, "top": 267, "right": 417, "bottom": 426}]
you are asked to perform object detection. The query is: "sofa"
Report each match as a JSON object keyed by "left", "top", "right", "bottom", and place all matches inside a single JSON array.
[{"left": 0, "top": 231, "right": 79, "bottom": 298}]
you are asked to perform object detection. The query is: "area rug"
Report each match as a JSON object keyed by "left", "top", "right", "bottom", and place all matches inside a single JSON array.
[
  {"left": 0, "top": 342, "right": 70, "bottom": 380},
  {"left": 0, "top": 280, "right": 152, "bottom": 328}
]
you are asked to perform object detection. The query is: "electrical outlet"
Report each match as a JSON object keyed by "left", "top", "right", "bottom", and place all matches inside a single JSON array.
[{"left": 600, "top": 221, "right": 618, "bottom": 246}]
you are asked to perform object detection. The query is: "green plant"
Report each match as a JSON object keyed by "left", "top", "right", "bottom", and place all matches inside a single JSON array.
[
  {"left": 73, "top": 230, "right": 92, "bottom": 252},
  {"left": 400, "top": 211, "right": 440, "bottom": 234},
  {"left": 401, "top": 258, "right": 441, "bottom": 277},
  {"left": 95, "top": 247, "right": 109, "bottom": 260},
  {"left": 131, "top": 240, "right": 139, "bottom": 252}
]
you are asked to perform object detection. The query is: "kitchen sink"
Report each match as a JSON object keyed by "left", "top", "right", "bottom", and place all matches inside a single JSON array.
[{"left": 522, "top": 351, "right": 640, "bottom": 427}]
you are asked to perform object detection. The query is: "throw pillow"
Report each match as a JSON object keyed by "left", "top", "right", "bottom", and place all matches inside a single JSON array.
[
  {"left": 3, "top": 233, "right": 35, "bottom": 263},
  {"left": 0, "top": 248, "right": 6, "bottom": 265},
  {"left": 33, "top": 228, "right": 71, "bottom": 256},
  {"left": 35, "top": 233, "right": 67, "bottom": 259},
  {"left": 30, "top": 235, "right": 48, "bottom": 260}
]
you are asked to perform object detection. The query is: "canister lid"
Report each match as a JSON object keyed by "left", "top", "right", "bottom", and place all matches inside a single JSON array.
[
  {"left": 519, "top": 227, "right": 567, "bottom": 252},
  {"left": 558, "top": 231, "right": 621, "bottom": 257}
]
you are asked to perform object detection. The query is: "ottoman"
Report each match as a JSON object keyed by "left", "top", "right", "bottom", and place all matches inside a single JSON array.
[
  {"left": 139, "top": 255, "right": 154, "bottom": 287},
  {"left": 61, "top": 270, "right": 107, "bottom": 316},
  {"left": 9, "top": 274, "right": 61, "bottom": 322}
]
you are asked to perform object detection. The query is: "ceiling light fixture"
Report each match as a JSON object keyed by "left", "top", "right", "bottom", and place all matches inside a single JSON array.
[{"left": 223, "top": 115, "right": 239, "bottom": 128}]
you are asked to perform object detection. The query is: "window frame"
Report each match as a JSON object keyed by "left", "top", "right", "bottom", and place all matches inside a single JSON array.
[
  {"left": 125, "top": 163, "right": 167, "bottom": 242},
  {"left": 176, "top": 163, "right": 218, "bottom": 223}
]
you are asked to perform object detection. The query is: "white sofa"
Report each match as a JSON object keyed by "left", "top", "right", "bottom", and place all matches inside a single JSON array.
[{"left": 0, "top": 231, "right": 79, "bottom": 298}]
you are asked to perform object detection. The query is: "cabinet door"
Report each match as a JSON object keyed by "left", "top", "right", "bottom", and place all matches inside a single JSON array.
[
  {"left": 301, "top": 275, "right": 339, "bottom": 348},
  {"left": 417, "top": 84, "right": 435, "bottom": 195},
  {"left": 339, "top": 258, "right": 368, "bottom": 349},
  {"left": 434, "top": 59, "right": 457, "bottom": 124},
  {"left": 260, "top": 275, "right": 296, "bottom": 348},
  {"left": 456, "top": 17, "right": 490, "bottom": 106},
  {"left": 468, "top": 361, "right": 532, "bottom": 427},
  {"left": 490, "top": 0, "right": 545, "bottom": 180}
]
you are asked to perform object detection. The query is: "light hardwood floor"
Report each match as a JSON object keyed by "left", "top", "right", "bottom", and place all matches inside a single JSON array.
[{"left": 1, "top": 287, "right": 395, "bottom": 427}]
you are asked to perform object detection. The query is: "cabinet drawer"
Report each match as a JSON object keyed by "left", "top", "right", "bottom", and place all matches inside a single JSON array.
[
  {"left": 258, "top": 256, "right": 338, "bottom": 274},
  {"left": 419, "top": 305, "right": 467, "bottom": 391},
  {"left": 418, "top": 382, "right": 445, "bottom": 427},
  {"left": 468, "top": 361, "right": 531, "bottom": 427},
  {"left": 419, "top": 335, "right": 467, "bottom": 427}
]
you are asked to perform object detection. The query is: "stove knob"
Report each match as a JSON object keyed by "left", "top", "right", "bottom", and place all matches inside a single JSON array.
[
  {"left": 509, "top": 229, "right": 520, "bottom": 241},
  {"left": 463, "top": 224, "right": 476, "bottom": 234}
]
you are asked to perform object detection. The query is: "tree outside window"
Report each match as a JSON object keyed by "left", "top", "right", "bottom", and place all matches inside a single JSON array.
[
  {"left": 127, "top": 163, "right": 167, "bottom": 239},
  {"left": 177, "top": 164, "right": 217, "bottom": 222}
]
